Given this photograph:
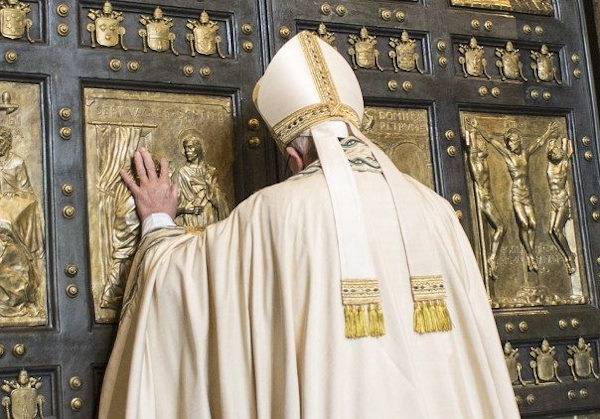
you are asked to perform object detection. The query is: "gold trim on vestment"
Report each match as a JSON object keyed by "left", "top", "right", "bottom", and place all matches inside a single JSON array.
[
  {"left": 185, "top": 226, "right": 206, "bottom": 234},
  {"left": 272, "top": 102, "right": 360, "bottom": 151},
  {"left": 341, "top": 279, "right": 385, "bottom": 338}
]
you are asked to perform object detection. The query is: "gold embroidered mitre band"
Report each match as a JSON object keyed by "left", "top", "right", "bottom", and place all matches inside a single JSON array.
[{"left": 273, "top": 102, "right": 360, "bottom": 151}]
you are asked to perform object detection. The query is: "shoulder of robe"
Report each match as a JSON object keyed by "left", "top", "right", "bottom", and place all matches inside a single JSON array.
[
  {"left": 399, "top": 172, "right": 453, "bottom": 210},
  {"left": 239, "top": 173, "right": 327, "bottom": 214}
]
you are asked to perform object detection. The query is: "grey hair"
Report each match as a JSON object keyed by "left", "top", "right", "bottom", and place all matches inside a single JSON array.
[{"left": 289, "top": 135, "right": 318, "bottom": 165}]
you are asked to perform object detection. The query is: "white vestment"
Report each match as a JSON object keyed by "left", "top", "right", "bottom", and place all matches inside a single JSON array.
[{"left": 99, "top": 142, "right": 520, "bottom": 419}]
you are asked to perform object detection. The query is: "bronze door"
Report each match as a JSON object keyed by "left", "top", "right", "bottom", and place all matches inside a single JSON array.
[
  {"left": 0, "top": 1, "right": 273, "bottom": 417},
  {"left": 1, "top": 0, "right": 600, "bottom": 417},
  {"left": 266, "top": 0, "right": 600, "bottom": 416}
]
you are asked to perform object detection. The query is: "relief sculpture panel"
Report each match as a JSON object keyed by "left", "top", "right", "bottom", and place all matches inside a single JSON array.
[
  {"left": 362, "top": 107, "right": 433, "bottom": 188},
  {"left": 0, "top": 81, "right": 46, "bottom": 327},
  {"left": 84, "top": 88, "right": 234, "bottom": 323},
  {"left": 460, "top": 112, "right": 586, "bottom": 308},
  {"left": 450, "top": 0, "right": 554, "bottom": 15}
]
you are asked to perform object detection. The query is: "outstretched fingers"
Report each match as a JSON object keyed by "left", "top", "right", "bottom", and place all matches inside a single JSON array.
[
  {"left": 120, "top": 168, "right": 140, "bottom": 195},
  {"left": 140, "top": 148, "right": 158, "bottom": 181},
  {"left": 133, "top": 150, "right": 148, "bottom": 185},
  {"left": 159, "top": 158, "right": 170, "bottom": 183}
]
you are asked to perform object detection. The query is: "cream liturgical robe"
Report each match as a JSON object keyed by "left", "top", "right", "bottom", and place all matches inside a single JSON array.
[{"left": 99, "top": 138, "right": 519, "bottom": 419}]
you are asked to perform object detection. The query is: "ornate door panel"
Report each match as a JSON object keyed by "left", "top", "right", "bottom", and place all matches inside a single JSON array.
[
  {"left": 267, "top": 0, "right": 600, "bottom": 415},
  {"left": 0, "top": 1, "right": 270, "bottom": 417}
]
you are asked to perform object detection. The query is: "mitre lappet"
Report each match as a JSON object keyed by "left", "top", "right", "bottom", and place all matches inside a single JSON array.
[{"left": 253, "top": 31, "right": 452, "bottom": 338}]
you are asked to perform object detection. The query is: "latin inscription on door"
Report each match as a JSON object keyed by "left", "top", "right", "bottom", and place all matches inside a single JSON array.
[{"left": 362, "top": 106, "right": 434, "bottom": 188}]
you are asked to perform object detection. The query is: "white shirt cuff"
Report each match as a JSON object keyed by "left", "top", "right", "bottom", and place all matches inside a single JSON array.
[{"left": 141, "top": 213, "right": 176, "bottom": 236}]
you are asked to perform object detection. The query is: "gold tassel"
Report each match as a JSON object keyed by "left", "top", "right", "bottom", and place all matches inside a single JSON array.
[
  {"left": 410, "top": 275, "right": 453, "bottom": 334},
  {"left": 355, "top": 305, "right": 368, "bottom": 337},
  {"left": 345, "top": 304, "right": 385, "bottom": 338},
  {"left": 341, "top": 279, "right": 385, "bottom": 339},
  {"left": 368, "top": 303, "right": 385, "bottom": 337},
  {"left": 377, "top": 304, "right": 385, "bottom": 335},
  {"left": 413, "top": 299, "right": 452, "bottom": 334},
  {"left": 344, "top": 305, "right": 356, "bottom": 338}
]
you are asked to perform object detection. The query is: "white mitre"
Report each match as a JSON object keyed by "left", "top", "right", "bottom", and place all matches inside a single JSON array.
[{"left": 253, "top": 31, "right": 363, "bottom": 151}]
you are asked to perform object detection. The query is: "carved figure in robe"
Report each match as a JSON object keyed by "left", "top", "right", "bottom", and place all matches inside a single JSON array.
[
  {"left": 481, "top": 122, "right": 558, "bottom": 272},
  {"left": 546, "top": 137, "right": 576, "bottom": 274},
  {"left": 0, "top": 126, "right": 45, "bottom": 318},
  {"left": 463, "top": 119, "right": 505, "bottom": 279},
  {"left": 174, "top": 131, "right": 229, "bottom": 227}
]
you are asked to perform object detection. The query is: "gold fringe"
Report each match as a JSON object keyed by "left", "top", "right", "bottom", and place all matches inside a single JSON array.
[
  {"left": 413, "top": 300, "right": 453, "bottom": 334},
  {"left": 355, "top": 305, "right": 368, "bottom": 337},
  {"left": 345, "top": 303, "right": 385, "bottom": 338},
  {"left": 344, "top": 305, "right": 356, "bottom": 338},
  {"left": 185, "top": 226, "right": 206, "bottom": 235}
]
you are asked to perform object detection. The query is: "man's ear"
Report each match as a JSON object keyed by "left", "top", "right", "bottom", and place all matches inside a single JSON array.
[{"left": 285, "top": 146, "right": 304, "bottom": 174}]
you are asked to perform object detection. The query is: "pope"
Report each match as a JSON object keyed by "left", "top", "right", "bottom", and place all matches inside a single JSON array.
[{"left": 99, "top": 31, "right": 519, "bottom": 418}]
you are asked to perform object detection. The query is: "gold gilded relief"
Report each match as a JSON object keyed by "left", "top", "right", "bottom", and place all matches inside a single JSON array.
[
  {"left": 495, "top": 41, "right": 527, "bottom": 81},
  {"left": 530, "top": 44, "right": 562, "bottom": 85},
  {"left": 84, "top": 88, "right": 234, "bottom": 322},
  {"left": 463, "top": 120, "right": 505, "bottom": 280},
  {"left": 174, "top": 130, "right": 230, "bottom": 227},
  {"left": 87, "top": 1, "right": 127, "bottom": 50},
  {"left": 388, "top": 30, "right": 424, "bottom": 74},
  {"left": 186, "top": 10, "right": 227, "bottom": 58},
  {"left": 139, "top": 6, "right": 178, "bottom": 55},
  {"left": 530, "top": 339, "right": 562, "bottom": 384},
  {"left": 504, "top": 342, "right": 526, "bottom": 386},
  {"left": 348, "top": 27, "right": 383, "bottom": 71},
  {"left": 459, "top": 37, "right": 491, "bottom": 79},
  {"left": 0, "top": 82, "right": 47, "bottom": 327},
  {"left": 460, "top": 112, "right": 586, "bottom": 308},
  {"left": 316, "top": 22, "right": 335, "bottom": 47},
  {"left": 0, "top": 0, "right": 34, "bottom": 43},
  {"left": 567, "top": 338, "right": 600, "bottom": 381},
  {"left": 1, "top": 370, "right": 45, "bottom": 419},
  {"left": 362, "top": 107, "right": 433, "bottom": 188},
  {"left": 450, "top": 0, "right": 553, "bottom": 15}
]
